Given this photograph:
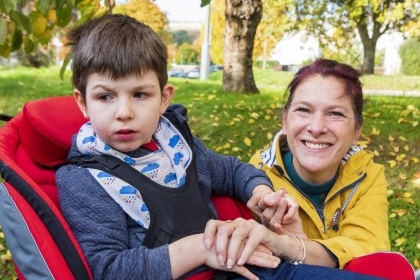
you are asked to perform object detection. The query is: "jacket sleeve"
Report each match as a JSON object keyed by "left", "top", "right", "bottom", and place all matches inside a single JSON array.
[
  {"left": 56, "top": 165, "right": 172, "bottom": 280},
  {"left": 314, "top": 162, "right": 390, "bottom": 268},
  {"left": 193, "top": 137, "right": 273, "bottom": 202}
]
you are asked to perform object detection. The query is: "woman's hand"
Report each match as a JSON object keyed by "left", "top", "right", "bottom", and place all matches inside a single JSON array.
[
  {"left": 270, "top": 193, "right": 307, "bottom": 238},
  {"left": 203, "top": 218, "right": 281, "bottom": 269},
  {"left": 202, "top": 230, "right": 277, "bottom": 280},
  {"left": 248, "top": 187, "right": 304, "bottom": 237}
]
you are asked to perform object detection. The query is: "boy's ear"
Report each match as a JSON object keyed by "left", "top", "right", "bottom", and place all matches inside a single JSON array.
[
  {"left": 73, "top": 89, "right": 89, "bottom": 119},
  {"left": 160, "top": 84, "right": 175, "bottom": 114}
]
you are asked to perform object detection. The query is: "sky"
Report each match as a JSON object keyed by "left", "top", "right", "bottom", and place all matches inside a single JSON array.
[{"left": 154, "top": 0, "right": 206, "bottom": 22}]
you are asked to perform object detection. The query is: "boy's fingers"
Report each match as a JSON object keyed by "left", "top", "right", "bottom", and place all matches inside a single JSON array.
[
  {"left": 231, "top": 265, "right": 259, "bottom": 280},
  {"left": 203, "top": 219, "right": 219, "bottom": 249}
]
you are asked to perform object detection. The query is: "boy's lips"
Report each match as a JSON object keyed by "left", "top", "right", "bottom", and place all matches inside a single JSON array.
[
  {"left": 115, "top": 129, "right": 136, "bottom": 140},
  {"left": 117, "top": 128, "right": 135, "bottom": 134}
]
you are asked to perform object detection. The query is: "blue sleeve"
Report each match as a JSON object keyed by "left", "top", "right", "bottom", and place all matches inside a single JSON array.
[
  {"left": 56, "top": 165, "right": 172, "bottom": 280},
  {"left": 193, "top": 137, "right": 273, "bottom": 202}
]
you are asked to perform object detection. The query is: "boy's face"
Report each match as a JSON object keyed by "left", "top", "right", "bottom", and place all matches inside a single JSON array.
[{"left": 74, "top": 72, "right": 174, "bottom": 153}]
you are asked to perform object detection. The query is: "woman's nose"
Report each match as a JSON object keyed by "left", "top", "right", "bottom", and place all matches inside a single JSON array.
[{"left": 307, "top": 115, "right": 327, "bottom": 135}]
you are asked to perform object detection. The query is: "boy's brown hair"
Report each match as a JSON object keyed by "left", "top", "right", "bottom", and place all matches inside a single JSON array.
[{"left": 66, "top": 13, "right": 168, "bottom": 97}]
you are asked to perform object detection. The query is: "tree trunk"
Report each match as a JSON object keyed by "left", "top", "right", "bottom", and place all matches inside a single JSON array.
[
  {"left": 357, "top": 22, "right": 381, "bottom": 74},
  {"left": 223, "top": 0, "right": 262, "bottom": 93}
]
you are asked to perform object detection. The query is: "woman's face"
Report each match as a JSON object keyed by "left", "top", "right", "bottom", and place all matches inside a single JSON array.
[{"left": 282, "top": 74, "right": 361, "bottom": 184}]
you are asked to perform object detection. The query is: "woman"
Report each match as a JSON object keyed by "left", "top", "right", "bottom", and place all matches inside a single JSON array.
[{"left": 204, "top": 59, "right": 390, "bottom": 273}]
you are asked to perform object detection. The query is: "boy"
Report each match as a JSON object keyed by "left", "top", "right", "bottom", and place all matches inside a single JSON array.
[{"left": 56, "top": 13, "right": 281, "bottom": 279}]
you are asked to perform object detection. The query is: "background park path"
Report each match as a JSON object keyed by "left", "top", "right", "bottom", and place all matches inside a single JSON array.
[{"left": 364, "top": 89, "right": 420, "bottom": 96}]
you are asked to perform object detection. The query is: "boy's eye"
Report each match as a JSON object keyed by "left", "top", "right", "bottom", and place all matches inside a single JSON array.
[
  {"left": 133, "top": 92, "right": 146, "bottom": 98},
  {"left": 98, "top": 94, "right": 112, "bottom": 101}
]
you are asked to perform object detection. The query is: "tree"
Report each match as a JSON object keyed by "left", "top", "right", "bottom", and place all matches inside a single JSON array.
[
  {"left": 205, "top": 0, "right": 292, "bottom": 92},
  {"left": 177, "top": 42, "right": 199, "bottom": 64},
  {"left": 208, "top": 0, "right": 292, "bottom": 69},
  {"left": 0, "top": 0, "right": 169, "bottom": 70},
  {"left": 172, "top": 30, "right": 195, "bottom": 46},
  {"left": 202, "top": 0, "right": 262, "bottom": 93},
  {"left": 113, "top": 0, "right": 170, "bottom": 45},
  {"left": 223, "top": 0, "right": 262, "bottom": 93},
  {"left": 253, "top": 0, "right": 292, "bottom": 69},
  {"left": 289, "top": 0, "right": 420, "bottom": 74},
  {"left": 209, "top": 0, "right": 225, "bottom": 65},
  {"left": 0, "top": 0, "right": 102, "bottom": 58}
]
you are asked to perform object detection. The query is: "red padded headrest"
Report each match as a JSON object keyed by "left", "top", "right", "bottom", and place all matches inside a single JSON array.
[{"left": 19, "top": 96, "right": 86, "bottom": 167}]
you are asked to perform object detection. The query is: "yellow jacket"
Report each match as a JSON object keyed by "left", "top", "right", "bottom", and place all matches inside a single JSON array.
[{"left": 250, "top": 133, "right": 390, "bottom": 268}]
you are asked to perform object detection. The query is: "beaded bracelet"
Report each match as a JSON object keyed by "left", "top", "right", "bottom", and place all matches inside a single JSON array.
[{"left": 288, "top": 235, "right": 307, "bottom": 265}]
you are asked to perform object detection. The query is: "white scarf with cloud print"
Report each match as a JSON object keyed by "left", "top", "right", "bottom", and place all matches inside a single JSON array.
[{"left": 76, "top": 116, "right": 192, "bottom": 229}]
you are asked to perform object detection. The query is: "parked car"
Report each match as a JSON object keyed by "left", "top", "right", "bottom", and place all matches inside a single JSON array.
[
  {"left": 168, "top": 69, "right": 187, "bottom": 78},
  {"left": 187, "top": 69, "right": 200, "bottom": 79},
  {"left": 209, "top": 65, "right": 223, "bottom": 72}
]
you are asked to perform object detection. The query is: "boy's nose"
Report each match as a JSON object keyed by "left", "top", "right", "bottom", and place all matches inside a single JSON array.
[{"left": 115, "top": 101, "right": 134, "bottom": 120}]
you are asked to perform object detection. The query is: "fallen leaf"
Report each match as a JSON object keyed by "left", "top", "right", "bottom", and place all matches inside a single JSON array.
[
  {"left": 250, "top": 112, "right": 260, "bottom": 119},
  {"left": 371, "top": 127, "right": 380, "bottom": 135},
  {"left": 403, "top": 192, "right": 412, "bottom": 198},
  {"left": 243, "top": 137, "right": 252, "bottom": 147},
  {"left": 388, "top": 160, "right": 397, "bottom": 168},
  {"left": 411, "top": 178, "right": 420, "bottom": 188},
  {"left": 357, "top": 141, "right": 368, "bottom": 148},
  {"left": 0, "top": 250, "right": 12, "bottom": 264},
  {"left": 394, "top": 237, "right": 406, "bottom": 246},
  {"left": 396, "top": 154, "right": 406, "bottom": 161}
]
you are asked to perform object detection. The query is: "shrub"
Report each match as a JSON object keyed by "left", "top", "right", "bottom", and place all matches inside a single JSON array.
[{"left": 399, "top": 38, "right": 420, "bottom": 76}]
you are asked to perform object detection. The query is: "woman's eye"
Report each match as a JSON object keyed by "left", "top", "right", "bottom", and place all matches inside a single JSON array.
[
  {"left": 296, "top": 107, "right": 310, "bottom": 113},
  {"left": 329, "top": 111, "right": 344, "bottom": 117}
]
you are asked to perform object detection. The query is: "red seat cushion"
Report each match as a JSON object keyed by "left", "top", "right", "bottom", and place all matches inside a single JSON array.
[
  {"left": 20, "top": 96, "right": 86, "bottom": 168},
  {"left": 344, "top": 251, "right": 415, "bottom": 280}
]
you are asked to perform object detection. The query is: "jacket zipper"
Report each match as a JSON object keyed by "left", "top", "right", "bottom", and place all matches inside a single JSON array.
[{"left": 271, "top": 164, "right": 366, "bottom": 233}]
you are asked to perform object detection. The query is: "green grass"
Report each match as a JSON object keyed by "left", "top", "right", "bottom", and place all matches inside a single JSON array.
[{"left": 1, "top": 67, "right": 420, "bottom": 279}]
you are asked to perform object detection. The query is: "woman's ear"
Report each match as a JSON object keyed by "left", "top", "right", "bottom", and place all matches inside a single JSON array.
[
  {"left": 73, "top": 89, "right": 89, "bottom": 119},
  {"left": 281, "top": 109, "right": 288, "bottom": 134},
  {"left": 353, "top": 125, "right": 362, "bottom": 145},
  {"left": 160, "top": 84, "right": 175, "bottom": 114}
]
